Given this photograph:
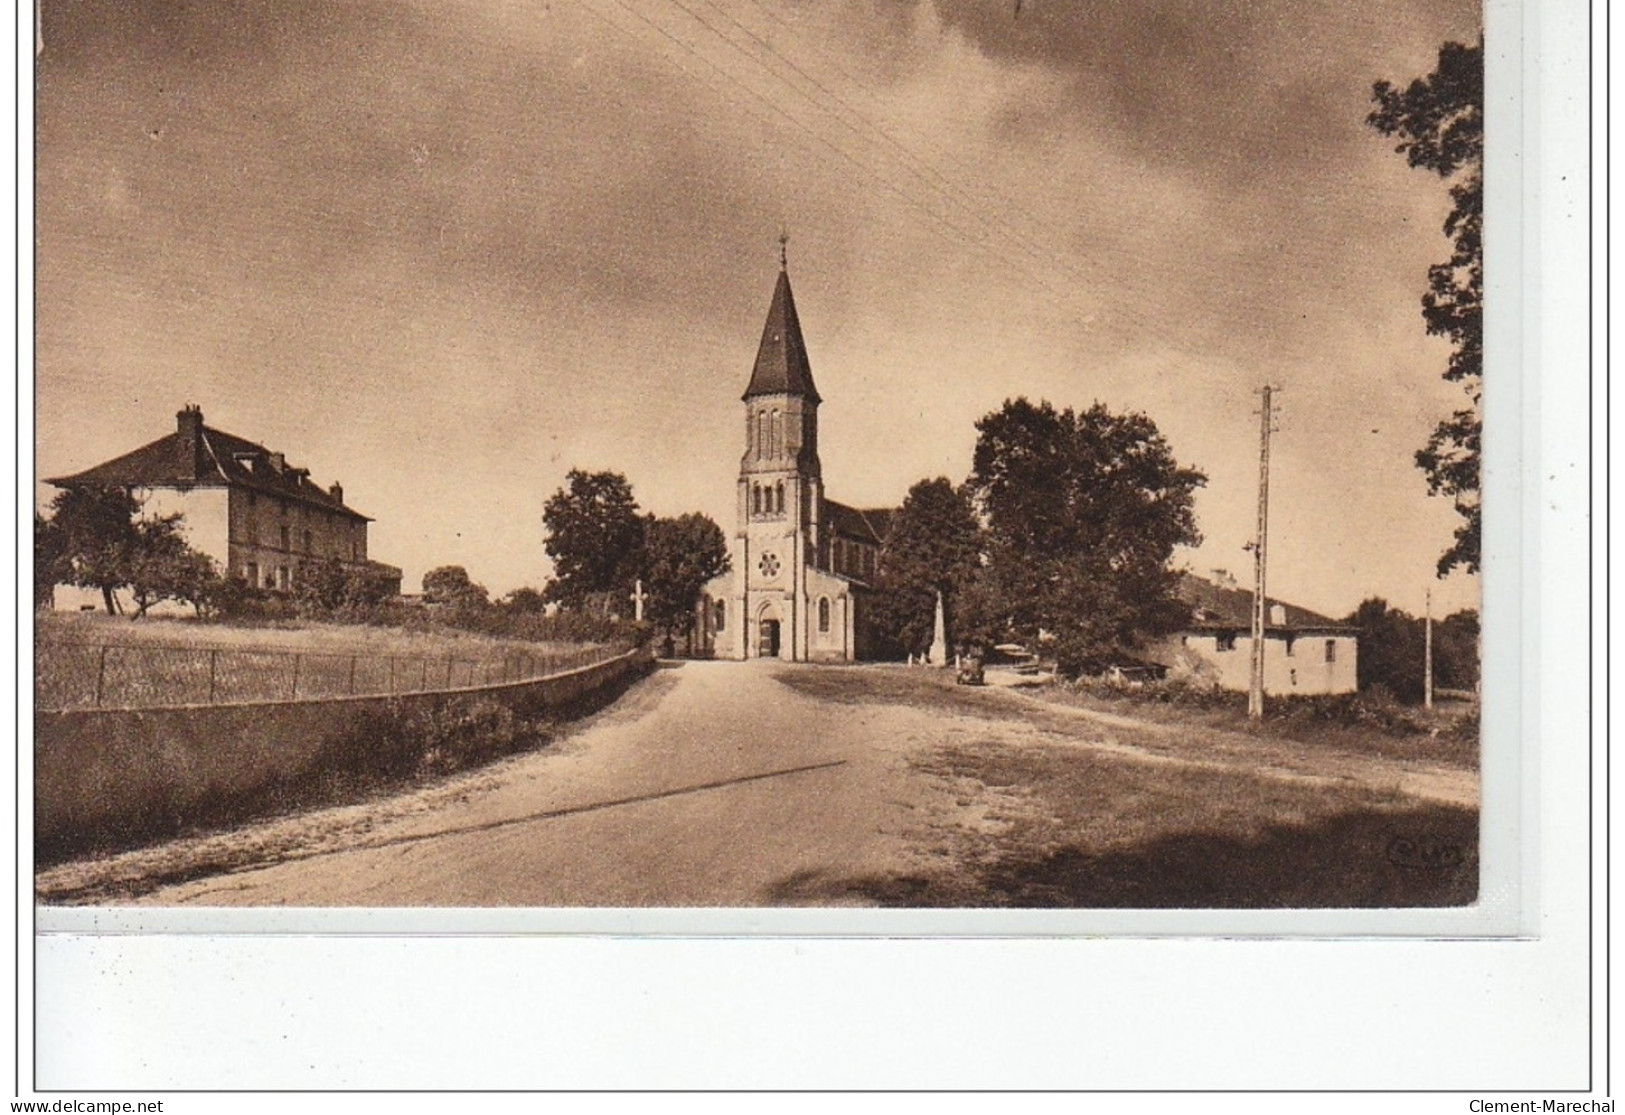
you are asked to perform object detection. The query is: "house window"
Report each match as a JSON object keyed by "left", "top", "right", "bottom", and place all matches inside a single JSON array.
[
  {"left": 818, "top": 597, "right": 830, "bottom": 633},
  {"left": 752, "top": 484, "right": 761, "bottom": 515},
  {"left": 279, "top": 524, "right": 290, "bottom": 550},
  {"left": 756, "top": 411, "right": 768, "bottom": 459},
  {"left": 1216, "top": 632, "right": 1237, "bottom": 652},
  {"left": 245, "top": 562, "right": 258, "bottom": 586},
  {"left": 1325, "top": 640, "right": 1337, "bottom": 663},
  {"left": 771, "top": 409, "right": 781, "bottom": 457},
  {"left": 775, "top": 482, "right": 785, "bottom": 515},
  {"left": 1284, "top": 635, "right": 1296, "bottom": 657},
  {"left": 277, "top": 566, "right": 290, "bottom": 591},
  {"left": 714, "top": 600, "right": 725, "bottom": 632},
  {"left": 303, "top": 529, "right": 313, "bottom": 553}
]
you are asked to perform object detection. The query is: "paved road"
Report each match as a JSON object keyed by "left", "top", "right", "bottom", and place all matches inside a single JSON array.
[{"left": 135, "top": 661, "right": 939, "bottom": 907}]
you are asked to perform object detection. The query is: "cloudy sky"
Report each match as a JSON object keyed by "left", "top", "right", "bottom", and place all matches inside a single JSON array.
[{"left": 34, "top": 0, "right": 1483, "bottom": 617}]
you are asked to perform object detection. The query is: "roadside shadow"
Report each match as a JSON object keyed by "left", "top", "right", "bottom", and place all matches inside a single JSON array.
[{"left": 767, "top": 803, "right": 1478, "bottom": 908}]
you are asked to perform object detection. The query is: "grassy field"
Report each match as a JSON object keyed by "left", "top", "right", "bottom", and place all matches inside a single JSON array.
[
  {"left": 774, "top": 666, "right": 1477, "bottom": 907},
  {"left": 36, "top": 611, "right": 611, "bottom": 709},
  {"left": 1031, "top": 677, "right": 1481, "bottom": 769}
]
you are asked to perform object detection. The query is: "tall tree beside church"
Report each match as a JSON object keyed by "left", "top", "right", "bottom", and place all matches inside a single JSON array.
[
  {"left": 871, "top": 478, "right": 984, "bottom": 657},
  {"left": 1369, "top": 38, "right": 1483, "bottom": 575},
  {"left": 639, "top": 513, "right": 730, "bottom": 642},
  {"left": 968, "top": 398, "right": 1205, "bottom": 676},
  {"left": 541, "top": 469, "right": 645, "bottom": 608}
]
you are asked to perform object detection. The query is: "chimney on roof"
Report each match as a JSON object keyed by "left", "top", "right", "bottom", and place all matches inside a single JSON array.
[
  {"left": 176, "top": 405, "right": 204, "bottom": 481},
  {"left": 328, "top": 481, "right": 344, "bottom": 504}
]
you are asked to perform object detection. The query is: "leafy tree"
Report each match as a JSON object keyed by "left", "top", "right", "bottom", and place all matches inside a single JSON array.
[
  {"left": 1433, "top": 609, "right": 1480, "bottom": 692},
  {"left": 639, "top": 513, "right": 731, "bottom": 643},
  {"left": 126, "top": 519, "right": 217, "bottom": 619},
  {"left": 42, "top": 486, "right": 143, "bottom": 614},
  {"left": 541, "top": 469, "right": 645, "bottom": 608},
  {"left": 502, "top": 586, "right": 549, "bottom": 614},
  {"left": 1370, "top": 39, "right": 1483, "bottom": 575},
  {"left": 1346, "top": 598, "right": 1427, "bottom": 703},
  {"left": 422, "top": 565, "right": 490, "bottom": 609},
  {"left": 871, "top": 478, "right": 984, "bottom": 658},
  {"left": 34, "top": 513, "right": 65, "bottom": 610},
  {"left": 967, "top": 398, "right": 1205, "bottom": 676},
  {"left": 293, "top": 557, "right": 398, "bottom": 614},
  {"left": 295, "top": 558, "right": 354, "bottom": 613}
]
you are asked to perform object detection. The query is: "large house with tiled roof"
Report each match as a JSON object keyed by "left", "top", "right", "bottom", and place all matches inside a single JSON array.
[
  {"left": 47, "top": 406, "right": 401, "bottom": 601},
  {"left": 1151, "top": 572, "right": 1358, "bottom": 695},
  {"left": 693, "top": 261, "right": 894, "bottom": 661}
]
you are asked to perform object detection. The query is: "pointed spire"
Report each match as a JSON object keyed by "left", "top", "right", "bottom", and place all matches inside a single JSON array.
[{"left": 743, "top": 262, "right": 821, "bottom": 403}]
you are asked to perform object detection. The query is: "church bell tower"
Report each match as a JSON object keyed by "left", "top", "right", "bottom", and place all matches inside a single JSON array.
[{"left": 734, "top": 240, "right": 823, "bottom": 658}]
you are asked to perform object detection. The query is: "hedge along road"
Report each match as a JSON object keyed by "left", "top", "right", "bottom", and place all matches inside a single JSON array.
[{"left": 38, "top": 659, "right": 1479, "bottom": 908}]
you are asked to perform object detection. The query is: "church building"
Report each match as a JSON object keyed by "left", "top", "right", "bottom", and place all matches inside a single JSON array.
[{"left": 695, "top": 258, "right": 894, "bottom": 661}]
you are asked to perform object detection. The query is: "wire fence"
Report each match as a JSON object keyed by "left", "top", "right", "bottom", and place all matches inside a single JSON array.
[{"left": 36, "top": 639, "right": 626, "bottom": 712}]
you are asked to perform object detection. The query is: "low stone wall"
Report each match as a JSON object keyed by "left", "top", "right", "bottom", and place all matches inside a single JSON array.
[{"left": 36, "top": 647, "right": 651, "bottom": 852}]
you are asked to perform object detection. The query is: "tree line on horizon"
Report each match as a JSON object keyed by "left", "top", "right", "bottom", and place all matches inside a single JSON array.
[{"left": 35, "top": 393, "right": 1477, "bottom": 705}]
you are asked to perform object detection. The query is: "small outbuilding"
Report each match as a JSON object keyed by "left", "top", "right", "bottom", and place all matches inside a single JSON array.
[{"left": 1150, "top": 573, "right": 1359, "bottom": 696}]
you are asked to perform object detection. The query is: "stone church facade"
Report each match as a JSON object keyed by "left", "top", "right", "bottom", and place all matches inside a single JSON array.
[{"left": 695, "top": 263, "right": 893, "bottom": 661}]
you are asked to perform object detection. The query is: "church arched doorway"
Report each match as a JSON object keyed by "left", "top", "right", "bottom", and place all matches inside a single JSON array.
[{"left": 756, "top": 602, "right": 782, "bottom": 659}]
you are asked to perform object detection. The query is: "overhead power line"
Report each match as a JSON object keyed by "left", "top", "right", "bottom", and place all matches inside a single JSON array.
[{"left": 573, "top": 0, "right": 1118, "bottom": 319}]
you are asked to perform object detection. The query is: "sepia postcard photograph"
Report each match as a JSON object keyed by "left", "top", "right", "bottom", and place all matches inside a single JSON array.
[{"left": 31, "top": 0, "right": 1492, "bottom": 919}]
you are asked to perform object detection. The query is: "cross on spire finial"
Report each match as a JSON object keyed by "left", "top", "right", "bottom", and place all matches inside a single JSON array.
[{"left": 778, "top": 229, "right": 789, "bottom": 271}]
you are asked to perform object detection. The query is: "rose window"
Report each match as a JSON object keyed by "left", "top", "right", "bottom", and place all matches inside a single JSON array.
[{"left": 758, "top": 552, "right": 781, "bottom": 579}]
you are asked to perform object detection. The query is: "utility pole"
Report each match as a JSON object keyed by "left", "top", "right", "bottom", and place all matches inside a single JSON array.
[
  {"left": 1424, "top": 586, "right": 1434, "bottom": 710},
  {"left": 1248, "top": 385, "right": 1279, "bottom": 721}
]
